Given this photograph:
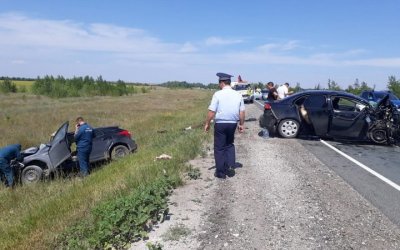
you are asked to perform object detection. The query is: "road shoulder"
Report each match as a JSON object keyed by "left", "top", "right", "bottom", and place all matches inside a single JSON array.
[{"left": 131, "top": 103, "right": 400, "bottom": 249}]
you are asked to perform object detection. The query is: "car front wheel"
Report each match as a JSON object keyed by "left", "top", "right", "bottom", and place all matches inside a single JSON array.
[
  {"left": 278, "top": 119, "right": 300, "bottom": 138},
  {"left": 110, "top": 145, "right": 130, "bottom": 160},
  {"left": 21, "top": 165, "right": 43, "bottom": 185}
]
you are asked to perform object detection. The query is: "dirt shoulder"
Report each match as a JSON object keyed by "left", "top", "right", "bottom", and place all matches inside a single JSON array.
[{"left": 131, "top": 103, "right": 400, "bottom": 250}]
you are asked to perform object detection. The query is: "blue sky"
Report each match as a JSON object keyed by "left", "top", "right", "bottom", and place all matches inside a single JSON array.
[{"left": 1, "top": 0, "right": 399, "bottom": 89}]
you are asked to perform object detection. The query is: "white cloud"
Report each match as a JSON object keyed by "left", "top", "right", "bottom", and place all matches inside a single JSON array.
[
  {"left": 310, "top": 49, "right": 368, "bottom": 61},
  {"left": 11, "top": 60, "right": 26, "bottom": 64},
  {"left": 344, "top": 58, "right": 400, "bottom": 67},
  {"left": 0, "top": 13, "right": 174, "bottom": 53},
  {"left": 205, "top": 36, "right": 243, "bottom": 46},
  {"left": 258, "top": 40, "right": 299, "bottom": 52},
  {"left": 179, "top": 42, "right": 198, "bottom": 53}
]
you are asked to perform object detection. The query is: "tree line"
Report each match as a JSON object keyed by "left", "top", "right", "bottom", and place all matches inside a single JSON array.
[
  {"left": 307, "top": 76, "right": 400, "bottom": 97},
  {"left": 160, "top": 81, "right": 219, "bottom": 89},
  {"left": 0, "top": 77, "right": 18, "bottom": 93},
  {"left": 269, "top": 76, "right": 400, "bottom": 97},
  {"left": 160, "top": 77, "right": 400, "bottom": 97},
  {"left": 2, "top": 75, "right": 400, "bottom": 98},
  {"left": 31, "top": 75, "right": 136, "bottom": 97}
]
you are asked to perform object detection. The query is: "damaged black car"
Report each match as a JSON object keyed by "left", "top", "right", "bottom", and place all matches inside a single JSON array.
[
  {"left": 18, "top": 122, "right": 138, "bottom": 184},
  {"left": 259, "top": 90, "right": 400, "bottom": 144}
]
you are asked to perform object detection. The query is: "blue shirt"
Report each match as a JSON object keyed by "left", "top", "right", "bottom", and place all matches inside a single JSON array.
[
  {"left": 208, "top": 86, "right": 245, "bottom": 123},
  {"left": 74, "top": 123, "right": 93, "bottom": 150},
  {"left": 0, "top": 144, "right": 22, "bottom": 163}
]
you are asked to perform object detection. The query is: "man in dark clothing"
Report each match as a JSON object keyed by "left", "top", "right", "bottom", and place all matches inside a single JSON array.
[
  {"left": 266, "top": 81, "right": 279, "bottom": 101},
  {"left": 74, "top": 117, "right": 93, "bottom": 176},
  {"left": 0, "top": 144, "right": 23, "bottom": 187}
]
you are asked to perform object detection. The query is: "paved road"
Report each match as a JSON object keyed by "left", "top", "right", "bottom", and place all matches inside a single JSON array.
[{"left": 255, "top": 99, "right": 400, "bottom": 226}]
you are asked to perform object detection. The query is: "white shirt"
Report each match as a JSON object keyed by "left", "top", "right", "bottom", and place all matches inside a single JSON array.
[
  {"left": 208, "top": 86, "right": 245, "bottom": 123},
  {"left": 277, "top": 85, "right": 288, "bottom": 99}
]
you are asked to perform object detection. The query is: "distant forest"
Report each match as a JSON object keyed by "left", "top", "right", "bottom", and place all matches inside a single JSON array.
[
  {"left": 160, "top": 81, "right": 219, "bottom": 89},
  {"left": 2, "top": 75, "right": 400, "bottom": 97},
  {"left": 0, "top": 76, "right": 36, "bottom": 81},
  {"left": 0, "top": 75, "right": 151, "bottom": 97}
]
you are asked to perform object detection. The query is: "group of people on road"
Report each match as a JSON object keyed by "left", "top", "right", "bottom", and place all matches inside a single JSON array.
[
  {"left": 266, "top": 81, "right": 293, "bottom": 101},
  {"left": 204, "top": 73, "right": 294, "bottom": 179},
  {"left": 0, "top": 117, "right": 93, "bottom": 188}
]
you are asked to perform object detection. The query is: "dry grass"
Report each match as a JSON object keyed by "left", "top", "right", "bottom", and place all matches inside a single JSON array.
[{"left": 0, "top": 87, "right": 213, "bottom": 250}]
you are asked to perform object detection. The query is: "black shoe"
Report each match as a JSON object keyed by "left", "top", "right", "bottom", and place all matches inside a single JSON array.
[
  {"left": 225, "top": 168, "right": 236, "bottom": 177},
  {"left": 214, "top": 172, "right": 226, "bottom": 179}
]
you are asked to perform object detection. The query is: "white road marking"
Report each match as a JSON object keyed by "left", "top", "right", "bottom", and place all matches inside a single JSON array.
[
  {"left": 320, "top": 139, "right": 400, "bottom": 192},
  {"left": 254, "top": 100, "right": 264, "bottom": 108}
]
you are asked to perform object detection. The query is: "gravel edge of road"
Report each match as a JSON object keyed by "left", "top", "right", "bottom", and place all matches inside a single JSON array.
[{"left": 131, "top": 103, "right": 400, "bottom": 250}]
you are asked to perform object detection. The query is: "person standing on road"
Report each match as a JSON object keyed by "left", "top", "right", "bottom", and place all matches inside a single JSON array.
[
  {"left": 277, "top": 82, "right": 293, "bottom": 99},
  {"left": 266, "top": 81, "right": 279, "bottom": 101},
  {"left": 74, "top": 117, "right": 93, "bottom": 177},
  {"left": 0, "top": 144, "right": 23, "bottom": 187},
  {"left": 204, "top": 72, "right": 245, "bottom": 179}
]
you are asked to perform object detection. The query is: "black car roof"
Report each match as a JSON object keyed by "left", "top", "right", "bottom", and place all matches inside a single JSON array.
[
  {"left": 361, "top": 90, "right": 390, "bottom": 93},
  {"left": 281, "top": 90, "right": 369, "bottom": 104},
  {"left": 95, "top": 126, "right": 120, "bottom": 130}
]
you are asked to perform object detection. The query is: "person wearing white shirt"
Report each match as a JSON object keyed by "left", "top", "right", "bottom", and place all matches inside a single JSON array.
[
  {"left": 277, "top": 82, "right": 293, "bottom": 99},
  {"left": 204, "top": 72, "right": 245, "bottom": 179}
]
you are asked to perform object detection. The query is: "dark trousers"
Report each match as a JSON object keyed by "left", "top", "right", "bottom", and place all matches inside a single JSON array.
[
  {"left": 0, "top": 158, "right": 13, "bottom": 187},
  {"left": 214, "top": 123, "right": 237, "bottom": 175},
  {"left": 77, "top": 148, "right": 91, "bottom": 176}
]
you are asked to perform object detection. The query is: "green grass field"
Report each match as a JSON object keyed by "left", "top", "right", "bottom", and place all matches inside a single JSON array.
[
  {"left": 8, "top": 80, "right": 35, "bottom": 92},
  {"left": 0, "top": 88, "right": 213, "bottom": 249}
]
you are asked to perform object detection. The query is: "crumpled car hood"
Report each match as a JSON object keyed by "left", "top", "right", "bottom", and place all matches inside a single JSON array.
[{"left": 375, "top": 94, "right": 392, "bottom": 110}]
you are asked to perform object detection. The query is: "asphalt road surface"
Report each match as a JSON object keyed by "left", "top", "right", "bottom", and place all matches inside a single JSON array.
[{"left": 255, "top": 99, "right": 400, "bottom": 227}]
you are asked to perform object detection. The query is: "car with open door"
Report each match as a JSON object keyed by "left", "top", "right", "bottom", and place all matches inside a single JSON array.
[
  {"left": 19, "top": 122, "right": 137, "bottom": 184},
  {"left": 259, "top": 90, "right": 400, "bottom": 144}
]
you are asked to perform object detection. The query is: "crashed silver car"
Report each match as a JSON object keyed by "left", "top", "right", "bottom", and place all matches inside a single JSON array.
[{"left": 18, "top": 122, "right": 137, "bottom": 184}]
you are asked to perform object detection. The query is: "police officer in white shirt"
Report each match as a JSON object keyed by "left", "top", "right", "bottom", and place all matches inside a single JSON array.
[{"left": 204, "top": 73, "right": 245, "bottom": 179}]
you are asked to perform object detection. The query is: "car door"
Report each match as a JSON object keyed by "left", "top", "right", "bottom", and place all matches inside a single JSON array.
[
  {"left": 328, "top": 96, "right": 368, "bottom": 139},
  {"left": 302, "top": 94, "right": 330, "bottom": 136},
  {"left": 89, "top": 129, "right": 113, "bottom": 162},
  {"left": 48, "top": 122, "right": 71, "bottom": 168}
]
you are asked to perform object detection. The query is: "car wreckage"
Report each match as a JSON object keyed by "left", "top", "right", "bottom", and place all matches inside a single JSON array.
[
  {"left": 16, "top": 122, "right": 137, "bottom": 184},
  {"left": 259, "top": 90, "right": 400, "bottom": 145}
]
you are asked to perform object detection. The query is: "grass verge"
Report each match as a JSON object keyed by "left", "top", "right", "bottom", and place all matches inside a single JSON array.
[{"left": 0, "top": 88, "right": 213, "bottom": 249}]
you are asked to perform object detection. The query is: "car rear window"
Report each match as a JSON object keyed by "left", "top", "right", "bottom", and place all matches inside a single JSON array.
[{"left": 234, "top": 85, "right": 249, "bottom": 91}]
